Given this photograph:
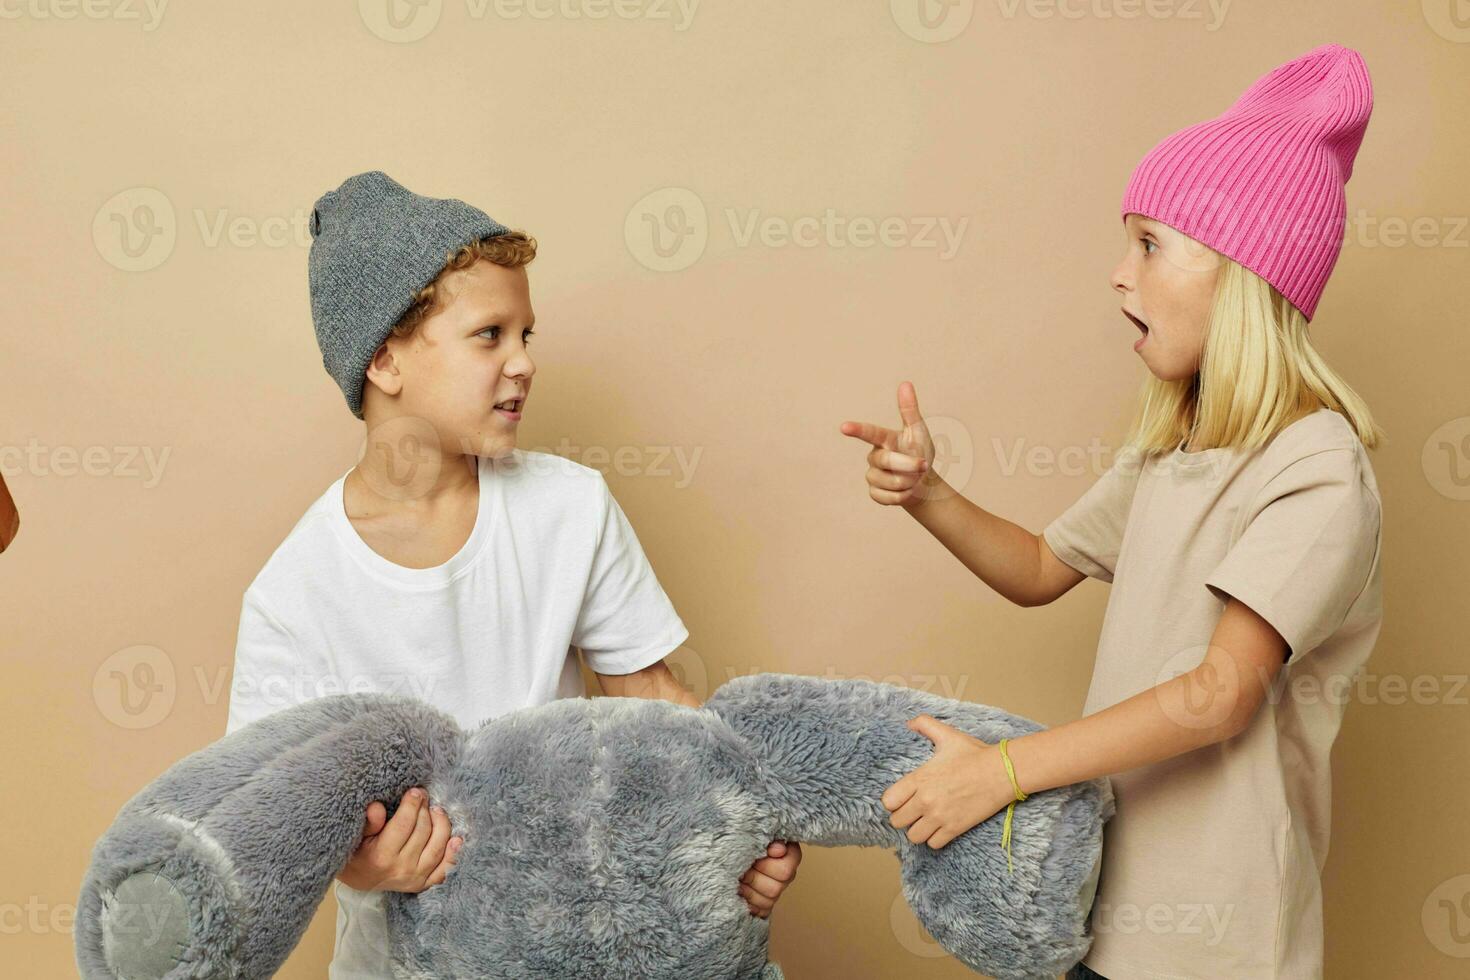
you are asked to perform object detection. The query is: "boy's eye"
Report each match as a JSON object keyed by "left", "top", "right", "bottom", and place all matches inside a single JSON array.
[{"left": 477, "top": 326, "right": 534, "bottom": 344}]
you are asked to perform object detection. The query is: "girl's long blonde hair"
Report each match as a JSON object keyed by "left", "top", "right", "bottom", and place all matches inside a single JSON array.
[{"left": 1123, "top": 256, "right": 1382, "bottom": 455}]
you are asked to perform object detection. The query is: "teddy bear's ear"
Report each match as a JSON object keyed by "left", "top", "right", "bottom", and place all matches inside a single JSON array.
[{"left": 74, "top": 694, "right": 463, "bottom": 979}]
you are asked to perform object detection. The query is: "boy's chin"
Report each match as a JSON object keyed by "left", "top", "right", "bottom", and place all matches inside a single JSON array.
[{"left": 475, "top": 434, "right": 518, "bottom": 459}]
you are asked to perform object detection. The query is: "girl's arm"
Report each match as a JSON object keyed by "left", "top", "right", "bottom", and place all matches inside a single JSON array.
[
  {"left": 902, "top": 478, "right": 1086, "bottom": 608},
  {"left": 883, "top": 596, "right": 1289, "bottom": 849},
  {"left": 841, "top": 381, "right": 1084, "bottom": 608},
  {"left": 1005, "top": 595, "right": 1287, "bottom": 792}
]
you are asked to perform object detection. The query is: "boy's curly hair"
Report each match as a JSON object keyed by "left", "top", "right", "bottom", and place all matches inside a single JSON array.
[{"left": 390, "top": 231, "right": 537, "bottom": 339}]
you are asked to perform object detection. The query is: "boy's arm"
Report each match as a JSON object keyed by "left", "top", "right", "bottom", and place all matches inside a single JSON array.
[
  {"left": 226, "top": 588, "right": 301, "bottom": 735},
  {"left": 228, "top": 588, "right": 460, "bottom": 891},
  {"left": 594, "top": 653, "right": 802, "bottom": 918},
  {"left": 594, "top": 656, "right": 701, "bottom": 708}
]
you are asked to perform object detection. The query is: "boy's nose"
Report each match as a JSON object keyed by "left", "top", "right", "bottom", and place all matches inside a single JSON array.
[{"left": 507, "top": 353, "right": 535, "bottom": 379}]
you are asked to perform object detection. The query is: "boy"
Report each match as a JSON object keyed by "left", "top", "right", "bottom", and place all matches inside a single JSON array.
[{"left": 225, "top": 171, "right": 800, "bottom": 978}]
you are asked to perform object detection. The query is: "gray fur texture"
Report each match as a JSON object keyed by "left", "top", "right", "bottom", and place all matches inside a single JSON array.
[{"left": 76, "top": 674, "right": 1113, "bottom": 979}]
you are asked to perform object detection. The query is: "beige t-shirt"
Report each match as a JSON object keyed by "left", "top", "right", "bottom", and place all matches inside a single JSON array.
[{"left": 1042, "top": 407, "right": 1383, "bottom": 980}]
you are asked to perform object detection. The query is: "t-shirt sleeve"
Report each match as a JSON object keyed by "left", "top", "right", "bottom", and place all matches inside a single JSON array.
[
  {"left": 1041, "top": 446, "right": 1146, "bottom": 583},
  {"left": 573, "top": 475, "right": 690, "bottom": 675},
  {"left": 225, "top": 588, "right": 308, "bottom": 735},
  {"left": 1204, "top": 447, "right": 1381, "bottom": 667}
]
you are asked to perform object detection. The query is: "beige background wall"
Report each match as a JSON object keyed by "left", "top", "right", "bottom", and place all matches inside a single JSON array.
[{"left": 4, "top": 2, "right": 1468, "bottom": 976}]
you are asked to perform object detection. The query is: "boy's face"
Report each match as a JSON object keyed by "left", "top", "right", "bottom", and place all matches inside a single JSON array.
[
  {"left": 366, "top": 258, "right": 536, "bottom": 459},
  {"left": 1110, "top": 213, "right": 1222, "bottom": 382}
]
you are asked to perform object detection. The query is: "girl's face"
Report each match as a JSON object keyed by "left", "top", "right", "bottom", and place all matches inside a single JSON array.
[{"left": 1110, "top": 213, "right": 1222, "bottom": 381}]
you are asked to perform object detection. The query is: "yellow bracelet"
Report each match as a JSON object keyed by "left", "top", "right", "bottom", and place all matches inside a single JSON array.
[{"left": 998, "top": 737, "right": 1028, "bottom": 875}]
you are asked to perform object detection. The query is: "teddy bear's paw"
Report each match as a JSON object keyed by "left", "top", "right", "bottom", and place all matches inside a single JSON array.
[{"left": 99, "top": 870, "right": 192, "bottom": 979}]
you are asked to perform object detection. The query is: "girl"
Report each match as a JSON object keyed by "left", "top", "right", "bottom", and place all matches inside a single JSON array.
[{"left": 841, "top": 44, "right": 1382, "bottom": 979}]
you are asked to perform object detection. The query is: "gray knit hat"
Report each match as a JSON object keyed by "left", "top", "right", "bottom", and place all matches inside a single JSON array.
[{"left": 307, "top": 170, "right": 510, "bottom": 418}]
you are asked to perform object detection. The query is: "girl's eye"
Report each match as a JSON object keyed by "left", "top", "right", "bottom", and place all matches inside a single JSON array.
[
  {"left": 522, "top": 329, "right": 534, "bottom": 345},
  {"left": 1141, "top": 238, "right": 1157, "bottom": 255}
]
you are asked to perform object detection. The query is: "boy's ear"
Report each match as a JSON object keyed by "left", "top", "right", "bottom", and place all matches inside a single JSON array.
[{"left": 363, "top": 341, "right": 404, "bottom": 401}]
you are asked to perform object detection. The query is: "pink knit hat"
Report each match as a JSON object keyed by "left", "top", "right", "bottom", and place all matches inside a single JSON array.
[{"left": 1120, "top": 43, "right": 1373, "bottom": 321}]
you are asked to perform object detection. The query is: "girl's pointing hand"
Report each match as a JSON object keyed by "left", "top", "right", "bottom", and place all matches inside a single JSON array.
[{"left": 840, "top": 381, "right": 942, "bottom": 507}]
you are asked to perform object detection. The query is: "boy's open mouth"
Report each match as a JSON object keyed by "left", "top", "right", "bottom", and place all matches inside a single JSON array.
[{"left": 494, "top": 398, "right": 524, "bottom": 419}]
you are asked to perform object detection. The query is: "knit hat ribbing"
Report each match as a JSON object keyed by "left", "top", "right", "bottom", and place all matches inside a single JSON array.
[
  {"left": 308, "top": 171, "right": 510, "bottom": 418},
  {"left": 1120, "top": 44, "right": 1374, "bottom": 321}
]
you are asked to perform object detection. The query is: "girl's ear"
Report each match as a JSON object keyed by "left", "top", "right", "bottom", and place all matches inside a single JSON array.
[{"left": 74, "top": 694, "right": 463, "bottom": 980}]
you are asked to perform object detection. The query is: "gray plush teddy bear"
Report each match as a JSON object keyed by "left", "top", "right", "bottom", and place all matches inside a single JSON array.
[{"left": 76, "top": 673, "right": 1112, "bottom": 979}]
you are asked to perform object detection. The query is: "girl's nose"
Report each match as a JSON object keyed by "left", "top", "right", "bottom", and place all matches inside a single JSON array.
[{"left": 1110, "top": 255, "right": 1134, "bottom": 294}]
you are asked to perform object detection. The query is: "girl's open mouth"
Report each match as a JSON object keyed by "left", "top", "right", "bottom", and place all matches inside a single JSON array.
[
  {"left": 1123, "top": 309, "right": 1150, "bottom": 351},
  {"left": 493, "top": 398, "right": 523, "bottom": 421}
]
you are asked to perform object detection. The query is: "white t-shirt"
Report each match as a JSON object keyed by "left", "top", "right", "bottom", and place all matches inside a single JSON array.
[{"left": 225, "top": 449, "right": 689, "bottom": 979}]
